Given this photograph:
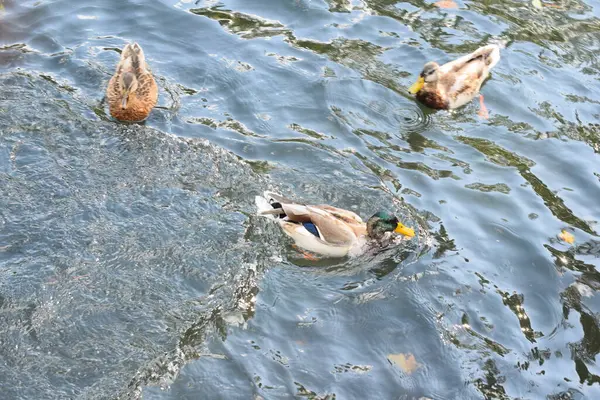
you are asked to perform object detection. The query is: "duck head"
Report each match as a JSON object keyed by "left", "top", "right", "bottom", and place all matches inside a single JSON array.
[
  {"left": 409, "top": 62, "right": 440, "bottom": 94},
  {"left": 367, "top": 211, "right": 415, "bottom": 239}
]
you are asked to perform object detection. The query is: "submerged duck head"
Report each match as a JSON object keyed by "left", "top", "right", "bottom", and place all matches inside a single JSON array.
[{"left": 367, "top": 211, "right": 415, "bottom": 239}]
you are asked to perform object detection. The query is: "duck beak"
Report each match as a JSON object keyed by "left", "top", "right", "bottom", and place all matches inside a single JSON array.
[
  {"left": 408, "top": 76, "right": 424, "bottom": 94},
  {"left": 394, "top": 222, "right": 415, "bottom": 237},
  {"left": 121, "top": 90, "right": 129, "bottom": 109}
]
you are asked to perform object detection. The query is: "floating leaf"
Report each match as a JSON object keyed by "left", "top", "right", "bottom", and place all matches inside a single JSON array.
[
  {"left": 388, "top": 353, "right": 420, "bottom": 374},
  {"left": 434, "top": 0, "right": 458, "bottom": 8},
  {"left": 532, "top": 0, "right": 543, "bottom": 9},
  {"left": 559, "top": 230, "right": 575, "bottom": 244}
]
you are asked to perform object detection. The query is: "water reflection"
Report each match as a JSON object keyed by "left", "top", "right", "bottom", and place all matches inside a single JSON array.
[
  {"left": 459, "top": 136, "right": 595, "bottom": 234},
  {"left": 2, "top": 0, "right": 600, "bottom": 398}
]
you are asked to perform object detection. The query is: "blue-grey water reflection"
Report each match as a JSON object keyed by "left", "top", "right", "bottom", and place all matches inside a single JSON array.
[{"left": 1, "top": 0, "right": 600, "bottom": 399}]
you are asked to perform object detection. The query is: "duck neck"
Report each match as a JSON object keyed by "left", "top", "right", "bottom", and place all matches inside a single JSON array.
[{"left": 418, "top": 84, "right": 449, "bottom": 109}]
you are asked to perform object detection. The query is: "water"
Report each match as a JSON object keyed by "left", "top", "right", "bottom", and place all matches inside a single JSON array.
[{"left": 1, "top": 0, "right": 600, "bottom": 398}]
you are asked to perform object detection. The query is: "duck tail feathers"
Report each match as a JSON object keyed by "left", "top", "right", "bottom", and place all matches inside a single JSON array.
[
  {"left": 255, "top": 193, "right": 285, "bottom": 219},
  {"left": 120, "top": 42, "right": 147, "bottom": 72},
  {"left": 260, "top": 190, "right": 297, "bottom": 204},
  {"left": 473, "top": 44, "right": 501, "bottom": 69},
  {"left": 485, "top": 44, "right": 501, "bottom": 69}
]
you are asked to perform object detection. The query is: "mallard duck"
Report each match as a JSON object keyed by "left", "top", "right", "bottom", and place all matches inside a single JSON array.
[
  {"left": 106, "top": 43, "right": 158, "bottom": 122},
  {"left": 256, "top": 192, "right": 415, "bottom": 258},
  {"left": 408, "top": 44, "right": 500, "bottom": 115}
]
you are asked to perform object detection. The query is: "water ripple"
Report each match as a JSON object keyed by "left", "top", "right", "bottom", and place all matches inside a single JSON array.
[
  {"left": 3, "top": 0, "right": 600, "bottom": 399},
  {"left": 392, "top": 104, "right": 433, "bottom": 134}
]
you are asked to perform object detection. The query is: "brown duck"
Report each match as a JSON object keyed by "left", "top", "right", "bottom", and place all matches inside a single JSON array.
[
  {"left": 408, "top": 44, "right": 500, "bottom": 117},
  {"left": 106, "top": 43, "right": 158, "bottom": 122}
]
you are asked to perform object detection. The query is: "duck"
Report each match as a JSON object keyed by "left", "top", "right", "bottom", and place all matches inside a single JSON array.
[
  {"left": 256, "top": 191, "right": 415, "bottom": 258},
  {"left": 408, "top": 44, "right": 500, "bottom": 116},
  {"left": 106, "top": 43, "right": 158, "bottom": 122}
]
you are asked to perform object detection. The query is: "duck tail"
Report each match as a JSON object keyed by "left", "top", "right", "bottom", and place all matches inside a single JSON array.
[
  {"left": 120, "top": 42, "right": 147, "bottom": 72},
  {"left": 481, "top": 44, "right": 501, "bottom": 70},
  {"left": 263, "top": 191, "right": 298, "bottom": 205},
  {"left": 255, "top": 192, "right": 287, "bottom": 219}
]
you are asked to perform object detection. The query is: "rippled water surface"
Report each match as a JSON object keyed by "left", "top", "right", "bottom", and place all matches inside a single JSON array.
[{"left": 2, "top": 0, "right": 600, "bottom": 398}]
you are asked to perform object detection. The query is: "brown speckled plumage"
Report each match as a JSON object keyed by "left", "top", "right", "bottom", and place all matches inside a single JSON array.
[
  {"left": 411, "top": 44, "right": 500, "bottom": 110},
  {"left": 106, "top": 43, "right": 158, "bottom": 122}
]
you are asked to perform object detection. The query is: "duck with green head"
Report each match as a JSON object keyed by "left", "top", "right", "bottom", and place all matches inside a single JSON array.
[{"left": 256, "top": 192, "right": 415, "bottom": 258}]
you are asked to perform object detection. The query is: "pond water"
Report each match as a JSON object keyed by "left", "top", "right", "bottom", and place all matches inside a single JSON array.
[{"left": 1, "top": 0, "right": 600, "bottom": 399}]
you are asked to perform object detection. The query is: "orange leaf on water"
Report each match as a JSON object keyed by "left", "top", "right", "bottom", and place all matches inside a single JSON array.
[
  {"left": 388, "top": 353, "right": 421, "bottom": 374},
  {"left": 434, "top": 0, "right": 458, "bottom": 8},
  {"left": 559, "top": 230, "right": 575, "bottom": 244}
]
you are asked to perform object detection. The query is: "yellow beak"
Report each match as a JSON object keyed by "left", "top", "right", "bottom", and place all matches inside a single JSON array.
[
  {"left": 121, "top": 90, "right": 129, "bottom": 109},
  {"left": 408, "top": 76, "right": 424, "bottom": 94},
  {"left": 394, "top": 222, "right": 415, "bottom": 237}
]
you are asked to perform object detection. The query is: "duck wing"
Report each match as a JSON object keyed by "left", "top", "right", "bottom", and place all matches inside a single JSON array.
[
  {"left": 305, "top": 206, "right": 358, "bottom": 246},
  {"left": 442, "top": 63, "right": 485, "bottom": 108},
  {"left": 314, "top": 204, "right": 363, "bottom": 223},
  {"left": 313, "top": 204, "right": 366, "bottom": 236},
  {"left": 279, "top": 221, "right": 352, "bottom": 258},
  {"left": 440, "top": 44, "right": 500, "bottom": 76},
  {"left": 438, "top": 45, "right": 500, "bottom": 108},
  {"left": 279, "top": 203, "right": 313, "bottom": 223},
  {"left": 136, "top": 72, "right": 158, "bottom": 105}
]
